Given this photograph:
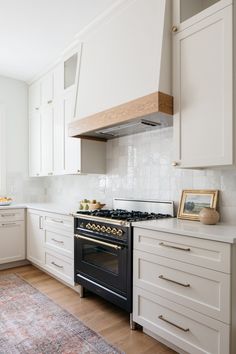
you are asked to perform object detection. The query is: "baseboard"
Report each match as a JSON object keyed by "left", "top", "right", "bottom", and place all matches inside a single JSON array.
[{"left": 0, "top": 260, "right": 30, "bottom": 270}]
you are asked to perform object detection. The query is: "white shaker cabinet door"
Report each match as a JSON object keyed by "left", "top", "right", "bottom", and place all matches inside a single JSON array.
[
  {"left": 29, "top": 111, "right": 41, "bottom": 177},
  {"left": 41, "top": 105, "right": 54, "bottom": 175},
  {"left": 0, "top": 221, "right": 25, "bottom": 264},
  {"left": 27, "top": 211, "right": 45, "bottom": 266},
  {"left": 173, "top": 6, "right": 233, "bottom": 168},
  {"left": 53, "top": 99, "right": 65, "bottom": 174},
  {"left": 64, "top": 89, "right": 81, "bottom": 174}
]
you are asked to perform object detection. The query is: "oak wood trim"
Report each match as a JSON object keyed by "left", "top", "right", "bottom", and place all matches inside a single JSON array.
[{"left": 68, "top": 91, "right": 173, "bottom": 138}]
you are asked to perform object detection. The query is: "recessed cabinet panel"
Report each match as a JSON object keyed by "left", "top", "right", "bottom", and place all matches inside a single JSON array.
[
  {"left": 173, "top": 6, "right": 233, "bottom": 168},
  {"left": 64, "top": 89, "right": 81, "bottom": 173},
  {"left": 27, "top": 211, "right": 45, "bottom": 266},
  {"left": 0, "top": 221, "right": 25, "bottom": 264},
  {"left": 53, "top": 99, "right": 65, "bottom": 173},
  {"left": 41, "top": 105, "right": 53, "bottom": 175},
  {"left": 29, "top": 111, "right": 41, "bottom": 177}
]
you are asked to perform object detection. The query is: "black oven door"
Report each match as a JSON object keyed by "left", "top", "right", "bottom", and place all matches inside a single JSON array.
[{"left": 75, "top": 234, "right": 127, "bottom": 296}]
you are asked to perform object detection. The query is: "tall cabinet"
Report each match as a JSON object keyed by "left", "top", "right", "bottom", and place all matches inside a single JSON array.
[
  {"left": 172, "top": 0, "right": 233, "bottom": 168},
  {"left": 29, "top": 45, "right": 106, "bottom": 177}
]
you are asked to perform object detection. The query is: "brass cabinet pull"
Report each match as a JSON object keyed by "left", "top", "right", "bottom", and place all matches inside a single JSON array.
[
  {"left": 51, "top": 218, "right": 63, "bottom": 224},
  {"left": 52, "top": 238, "right": 64, "bottom": 244},
  {"left": 159, "top": 275, "right": 190, "bottom": 288},
  {"left": 1, "top": 222, "right": 17, "bottom": 227},
  {"left": 159, "top": 242, "right": 191, "bottom": 252},
  {"left": 47, "top": 100, "right": 53, "bottom": 104},
  {"left": 1, "top": 214, "right": 16, "bottom": 217},
  {"left": 158, "top": 315, "right": 189, "bottom": 332},
  {"left": 51, "top": 261, "right": 64, "bottom": 269},
  {"left": 75, "top": 234, "right": 122, "bottom": 250}
]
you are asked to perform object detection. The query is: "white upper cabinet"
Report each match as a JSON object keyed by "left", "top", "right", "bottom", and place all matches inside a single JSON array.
[
  {"left": 29, "top": 111, "right": 41, "bottom": 177},
  {"left": 75, "top": 0, "right": 171, "bottom": 120},
  {"left": 173, "top": 4, "right": 233, "bottom": 168},
  {"left": 29, "top": 44, "right": 106, "bottom": 177},
  {"left": 53, "top": 98, "right": 65, "bottom": 174},
  {"left": 41, "top": 105, "right": 54, "bottom": 175},
  {"left": 64, "top": 88, "right": 81, "bottom": 174}
]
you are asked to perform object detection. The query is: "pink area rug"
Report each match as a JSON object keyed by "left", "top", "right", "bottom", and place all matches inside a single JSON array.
[{"left": 0, "top": 274, "right": 123, "bottom": 354}]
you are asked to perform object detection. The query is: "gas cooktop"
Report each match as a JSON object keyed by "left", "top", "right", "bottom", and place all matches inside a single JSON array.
[{"left": 77, "top": 208, "right": 172, "bottom": 222}]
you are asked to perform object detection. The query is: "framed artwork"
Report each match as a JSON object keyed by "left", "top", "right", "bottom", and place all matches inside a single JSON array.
[{"left": 177, "top": 190, "right": 219, "bottom": 221}]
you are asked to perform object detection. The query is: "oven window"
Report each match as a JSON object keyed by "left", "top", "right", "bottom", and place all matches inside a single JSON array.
[{"left": 82, "top": 244, "right": 119, "bottom": 275}]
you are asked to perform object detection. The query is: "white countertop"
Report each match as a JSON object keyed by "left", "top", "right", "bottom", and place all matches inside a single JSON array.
[
  {"left": 132, "top": 218, "right": 236, "bottom": 244},
  {"left": 0, "top": 203, "right": 75, "bottom": 216}
]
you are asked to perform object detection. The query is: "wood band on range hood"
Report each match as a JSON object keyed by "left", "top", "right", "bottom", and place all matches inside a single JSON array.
[{"left": 68, "top": 91, "right": 173, "bottom": 141}]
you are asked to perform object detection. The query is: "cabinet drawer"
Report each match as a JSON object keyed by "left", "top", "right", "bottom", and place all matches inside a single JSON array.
[
  {"left": 134, "top": 228, "right": 231, "bottom": 273},
  {"left": 133, "top": 287, "right": 230, "bottom": 354},
  {"left": 44, "top": 214, "right": 73, "bottom": 234},
  {"left": 134, "top": 250, "right": 230, "bottom": 323},
  {"left": 0, "top": 209, "right": 25, "bottom": 222},
  {"left": 45, "top": 251, "right": 74, "bottom": 285},
  {"left": 45, "top": 230, "right": 73, "bottom": 259}
]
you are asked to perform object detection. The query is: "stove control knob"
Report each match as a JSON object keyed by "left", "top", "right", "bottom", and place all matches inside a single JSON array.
[
  {"left": 95, "top": 225, "right": 101, "bottom": 232},
  {"left": 86, "top": 223, "right": 92, "bottom": 230},
  {"left": 112, "top": 228, "right": 118, "bottom": 235},
  {"left": 101, "top": 226, "right": 106, "bottom": 232},
  {"left": 91, "top": 224, "right": 96, "bottom": 230},
  {"left": 106, "top": 227, "right": 112, "bottom": 234},
  {"left": 117, "top": 229, "right": 123, "bottom": 237}
]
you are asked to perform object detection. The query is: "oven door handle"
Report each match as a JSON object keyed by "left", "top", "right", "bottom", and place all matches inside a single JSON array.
[{"left": 75, "top": 234, "right": 122, "bottom": 250}]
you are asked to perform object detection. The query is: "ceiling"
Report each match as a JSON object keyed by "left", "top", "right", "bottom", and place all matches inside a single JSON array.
[{"left": 0, "top": 0, "right": 116, "bottom": 82}]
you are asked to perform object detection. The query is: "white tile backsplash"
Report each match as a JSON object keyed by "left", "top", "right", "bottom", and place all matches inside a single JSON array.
[{"left": 43, "top": 127, "right": 236, "bottom": 224}]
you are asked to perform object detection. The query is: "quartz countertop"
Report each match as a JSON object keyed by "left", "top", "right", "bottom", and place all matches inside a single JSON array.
[
  {"left": 0, "top": 203, "right": 75, "bottom": 216},
  {"left": 132, "top": 218, "right": 236, "bottom": 244}
]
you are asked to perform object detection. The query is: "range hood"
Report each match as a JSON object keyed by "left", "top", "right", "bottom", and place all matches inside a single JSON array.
[
  {"left": 69, "top": 0, "right": 173, "bottom": 141},
  {"left": 69, "top": 91, "right": 173, "bottom": 140}
]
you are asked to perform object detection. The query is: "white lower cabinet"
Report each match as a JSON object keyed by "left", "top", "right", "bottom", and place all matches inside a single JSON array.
[
  {"left": 133, "top": 287, "right": 230, "bottom": 354},
  {"left": 27, "top": 210, "right": 45, "bottom": 266},
  {"left": 133, "top": 227, "right": 234, "bottom": 354},
  {"left": 0, "top": 209, "right": 25, "bottom": 264},
  {"left": 27, "top": 209, "right": 74, "bottom": 286}
]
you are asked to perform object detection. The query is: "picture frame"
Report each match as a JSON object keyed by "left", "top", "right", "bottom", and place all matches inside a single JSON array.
[{"left": 177, "top": 190, "right": 219, "bottom": 221}]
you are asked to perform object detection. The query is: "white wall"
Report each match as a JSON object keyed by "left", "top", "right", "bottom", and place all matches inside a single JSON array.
[
  {"left": 44, "top": 127, "right": 236, "bottom": 224},
  {"left": 0, "top": 75, "right": 45, "bottom": 202}
]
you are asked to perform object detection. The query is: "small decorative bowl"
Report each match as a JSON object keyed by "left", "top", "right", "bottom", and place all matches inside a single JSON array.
[{"left": 0, "top": 199, "right": 12, "bottom": 206}]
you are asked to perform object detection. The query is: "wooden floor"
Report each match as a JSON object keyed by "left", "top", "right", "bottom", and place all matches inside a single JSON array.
[{"left": 0, "top": 265, "right": 176, "bottom": 354}]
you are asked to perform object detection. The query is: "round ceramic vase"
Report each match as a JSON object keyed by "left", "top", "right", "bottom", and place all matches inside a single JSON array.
[{"left": 199, "top": 207, "right": 220, "bottom": 225}]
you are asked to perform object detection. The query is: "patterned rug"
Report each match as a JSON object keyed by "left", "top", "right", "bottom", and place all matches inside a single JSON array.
[{"left": 0, "top": 274, "right": 123, "bottom": 354}]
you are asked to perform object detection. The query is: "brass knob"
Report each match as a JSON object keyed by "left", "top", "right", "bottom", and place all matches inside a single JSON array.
[
  {"left": 172, "top": 161, "right": 179, "bottom": 167},
  {"left": 86, "top": 223, "right": 92, "bottom": 230},
  {"left": 95, "top": 225, "right": 101, "bottom": 231},
  {"left": 101, "top": 226, "right": 106, "bottom": 232},
  {"left": 106, "top": 227, "right": 112, "bottom": 234},
  {"left": 172, "top": 25, "right": 178, "bottom": 33},
  {"left": 91, "top": 224, "right": 96, "bottom": 230},
  {"left": 117, "top": 229, "right": 123, "bottom": 237},
  {"left": 112, "top": 228, "right": 118, "bottom": 235}
]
